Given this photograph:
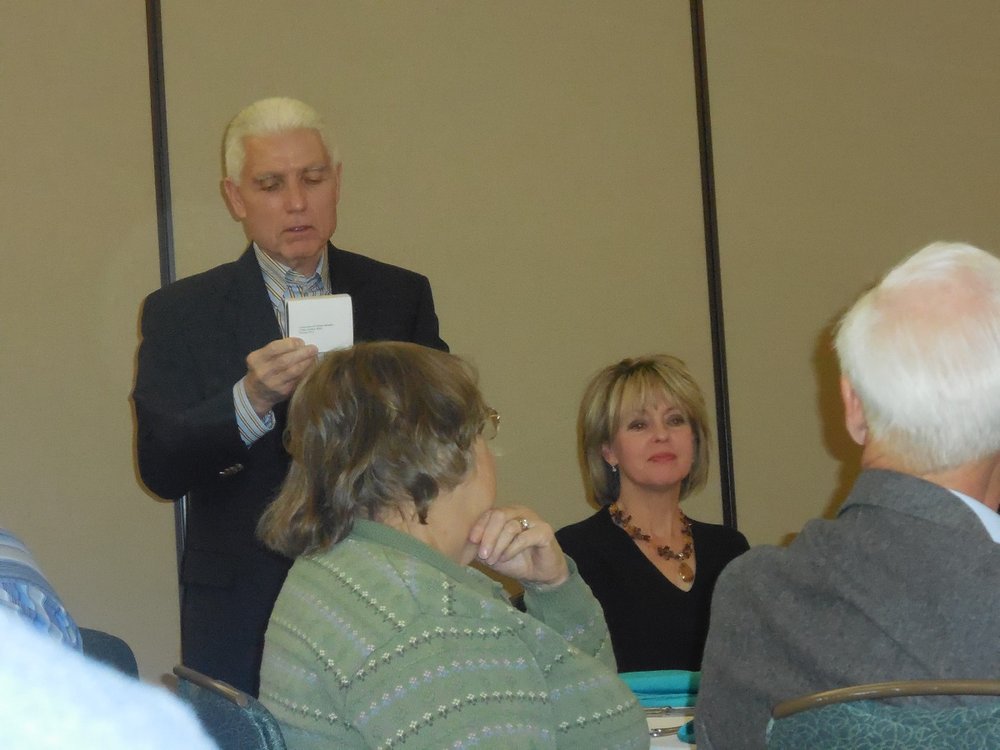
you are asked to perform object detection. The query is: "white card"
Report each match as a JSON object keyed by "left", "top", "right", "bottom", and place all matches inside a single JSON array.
[{"left": 285, "top": 294, "right": 354, "bottom": 353}]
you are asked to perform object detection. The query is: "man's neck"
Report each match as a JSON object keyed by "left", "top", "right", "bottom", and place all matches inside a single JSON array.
[
  {"left": 862, "top": 443, "right": 1000, "bottom": 511},
  {"left": 253, "top": 242, "right": 327, "bottom": 279}
]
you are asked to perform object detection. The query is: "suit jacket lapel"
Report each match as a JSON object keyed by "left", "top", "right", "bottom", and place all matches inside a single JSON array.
[
  {"left": 229, "top": 245, "right": 283, "bottom": 357},
  {"left": 327, "top": 242, "right": 372, "bottom": 297}
]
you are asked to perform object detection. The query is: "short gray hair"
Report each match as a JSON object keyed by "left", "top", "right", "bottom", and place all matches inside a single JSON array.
[
  {"left": 223, "top": 97, "right": 340, "bottom": 183},
  {"left": 835, "top": 241, "right": 1000, "bottom": 473}
]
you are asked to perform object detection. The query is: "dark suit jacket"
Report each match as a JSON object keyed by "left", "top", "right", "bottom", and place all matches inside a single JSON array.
[{"left": 132, "top": 243, "right": 447, "bottom": 695}]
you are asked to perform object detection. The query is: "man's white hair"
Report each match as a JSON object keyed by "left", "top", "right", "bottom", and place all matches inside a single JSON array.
[
  {"left": 223, "top": 97, "right": 340, "bottom": 183},
  {"left": 835, "top": 241, "right": 1000, "bottom": 473}
]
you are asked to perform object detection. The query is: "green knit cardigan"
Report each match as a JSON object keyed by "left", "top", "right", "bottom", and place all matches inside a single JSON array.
[{"left": 260, "top": 519, "right": 648, "bottom": 749}]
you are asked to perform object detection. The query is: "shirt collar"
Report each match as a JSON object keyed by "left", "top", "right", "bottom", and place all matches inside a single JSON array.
[
  {"left": 252, "top": 243, "right": 330, "bottom": 293},
  {"left": 948, "top": 488, "right": 1000, "bottom": 543}
]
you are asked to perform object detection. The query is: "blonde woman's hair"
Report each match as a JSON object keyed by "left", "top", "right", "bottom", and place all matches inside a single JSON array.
[{"left": 579, "top": 354, "right": 710, "bottom": 505}]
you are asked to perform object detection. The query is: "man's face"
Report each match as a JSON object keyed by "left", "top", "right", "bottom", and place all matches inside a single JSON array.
[{"left": 223, "top": 128, "right": 341, "bottom": 274}]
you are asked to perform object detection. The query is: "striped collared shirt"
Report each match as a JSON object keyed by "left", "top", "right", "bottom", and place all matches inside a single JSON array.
[
  {"left": 233, "top": 245, "right": 332, "bottom": 446},
  {"left": 254, "top": 244, "right": 331, "bottom": 335}
]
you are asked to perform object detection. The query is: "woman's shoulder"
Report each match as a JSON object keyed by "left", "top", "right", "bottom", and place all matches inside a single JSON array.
[
  {"left": 689, "top": 518, "right": 751, "bottom": 554},
  {"left": 287, "top": 536, "right": 436, "bottom": 622},
  {"left": 298, "top": 533, "right": 518, "bottom": 623},
  {"left": 277, "top": 537, "right": 521, "bottom": 664},
  {"left": 555, "top": 507, "right": 612, "bottom": 547}
]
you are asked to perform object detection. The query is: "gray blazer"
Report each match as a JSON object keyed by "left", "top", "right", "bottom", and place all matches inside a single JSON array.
[{"left": 695, "top": 469, "right": 1000, "bottom": 750}]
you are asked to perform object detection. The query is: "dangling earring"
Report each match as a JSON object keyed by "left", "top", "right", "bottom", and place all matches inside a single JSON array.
[{"left": 610, "top": 464, "right": 618, "bottom": 474}]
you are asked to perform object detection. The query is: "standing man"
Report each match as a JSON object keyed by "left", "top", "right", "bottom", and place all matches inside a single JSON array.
[
  {"left": 133, "top": 98, "right": 447, "bottom": 695},
  {"left": 695, "top": 241, "right": 1000, "bottom": 749}
]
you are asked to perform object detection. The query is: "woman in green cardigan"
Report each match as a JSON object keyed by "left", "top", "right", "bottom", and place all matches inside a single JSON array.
[{"left": 256, "top": 342, "right": 648, "bottom": 750}]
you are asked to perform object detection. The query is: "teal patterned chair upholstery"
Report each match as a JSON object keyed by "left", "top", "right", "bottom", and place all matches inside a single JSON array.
[
  {"left": 767, "top": 680, "right": 1000, "bottom": 750},
  {"left": 173, "top": 665, "right": 287, "bottom": 750}
]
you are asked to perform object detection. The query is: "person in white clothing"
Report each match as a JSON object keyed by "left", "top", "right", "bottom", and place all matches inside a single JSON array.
[{"left": 0, "top": 606, "right": 217, "bottom": 750}]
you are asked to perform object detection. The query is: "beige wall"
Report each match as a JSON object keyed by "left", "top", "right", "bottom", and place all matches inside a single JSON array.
[
  {"left": 1, "top": 1, "right": 997, "bottom": 682},
  {"left": 159, "top": 0, "right": 718, "bottom": 528},
  {"left": 706, "top": 0, "right": 1000, "bottom": 544},
  {"left": 1, "top": 3, "right": 180, "bottom": 680}
]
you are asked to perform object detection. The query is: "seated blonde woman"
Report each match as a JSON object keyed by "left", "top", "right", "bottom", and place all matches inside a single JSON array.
[
  {"left": 557, "top": 354, "right": 749, "bottom": 673},
  {"left": 257, "top": 342, "right": 647, "bottom": 750}
]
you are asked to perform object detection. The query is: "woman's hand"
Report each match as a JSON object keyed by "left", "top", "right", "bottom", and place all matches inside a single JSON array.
[{"left": 468, "top": 506, "right": 569, "bottom": 589}]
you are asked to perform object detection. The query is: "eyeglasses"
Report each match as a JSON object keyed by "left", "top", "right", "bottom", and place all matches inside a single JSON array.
[{"left": 480, "top": 408, "right": 500, "bottom": 441}]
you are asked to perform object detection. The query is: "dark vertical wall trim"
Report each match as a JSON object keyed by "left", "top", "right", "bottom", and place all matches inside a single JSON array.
[
  {"left": 690, "top": 0, "right": 738, "bottom": 528},
  {"left": 144, "top": 0, "right": 186, "bottom": 577},
  {"left": 145, "top": 0, "right": 175, "bottom": 289}
]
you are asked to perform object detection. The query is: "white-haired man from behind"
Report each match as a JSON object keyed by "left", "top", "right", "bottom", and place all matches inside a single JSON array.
[{"left": 695, "top": 241, "right": 1000, "bottom": 750}]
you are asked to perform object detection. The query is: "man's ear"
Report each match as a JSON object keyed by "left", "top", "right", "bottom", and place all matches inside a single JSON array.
[
  {"left": 222, "top": 178, "right": 247, "bottom": 220},
  {"left": 840, "top": 376, "right": 868, "bottom": 446}
]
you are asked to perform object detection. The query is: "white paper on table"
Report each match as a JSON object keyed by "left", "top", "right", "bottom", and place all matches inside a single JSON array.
[{"left": 285, "top": 294, "right": 353, "bottom": 353}]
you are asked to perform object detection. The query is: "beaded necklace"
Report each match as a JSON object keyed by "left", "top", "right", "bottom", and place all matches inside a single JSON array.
[{"left": 608, "top": 501, "right": 695, "bottom": 583}]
